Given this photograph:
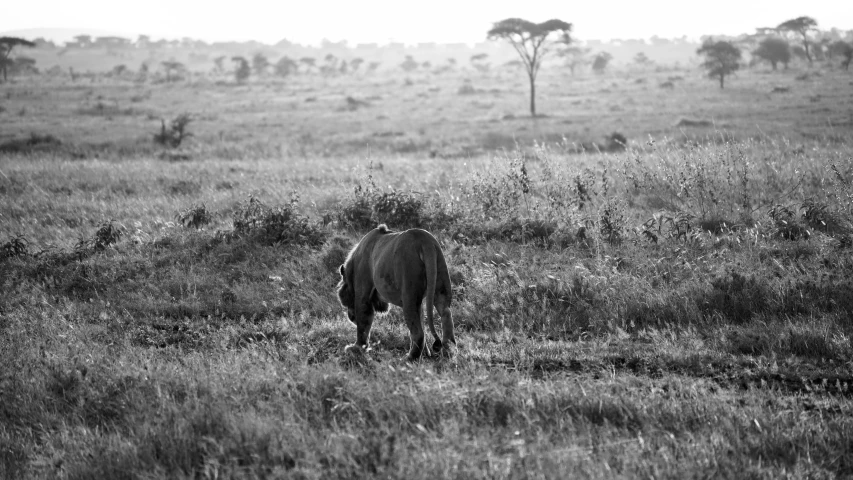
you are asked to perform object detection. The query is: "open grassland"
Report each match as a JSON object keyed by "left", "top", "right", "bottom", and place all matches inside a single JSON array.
[
  {"left": 2, "top": 66, "right": 853, "bottom": 478},
  {"left": 3, "top": 64, "right": 852, "bottom": 159}
]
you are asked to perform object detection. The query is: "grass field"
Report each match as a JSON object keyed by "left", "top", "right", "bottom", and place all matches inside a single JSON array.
[{"left": 2, "top": 62, "right": 853, "bottom": 478}]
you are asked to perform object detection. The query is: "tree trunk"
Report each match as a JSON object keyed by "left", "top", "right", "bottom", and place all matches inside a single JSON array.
[
  {"left": 719, "top": 73, "right": 724, "bottom": 89},
  {"left": 771, "top": 61, "right": 777, "bottom": 71},
  {"left": 803, "top": 37, "right": 812, "bottom": 65},
  {"left": 528, "top": 72, "right": 536, "bottom": 116}
]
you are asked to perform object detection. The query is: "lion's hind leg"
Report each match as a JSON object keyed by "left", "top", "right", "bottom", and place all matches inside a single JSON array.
[
  {"left": 435, "top": 294, "right": 456, "bottom": 357},
  {"left": 403, "top": 302, "right": 428, "bottom": 362}
]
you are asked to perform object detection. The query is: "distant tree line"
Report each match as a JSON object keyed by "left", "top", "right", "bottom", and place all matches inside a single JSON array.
[{"left": 2, "top": 14, "right": 851, "bottom": 88}]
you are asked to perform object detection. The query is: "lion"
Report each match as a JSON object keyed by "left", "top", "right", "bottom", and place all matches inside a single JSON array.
[{"left": 336, "top": 224, "right": 455, "bottom": 361}]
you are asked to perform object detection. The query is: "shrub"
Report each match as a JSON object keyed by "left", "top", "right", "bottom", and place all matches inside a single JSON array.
[
  {"left": 457, "top": 83, "right": 476, "bottom": 95},
  {"left": 1, "top": 236, "right": 29, "bottom": 260},
  {"left": 801, "top": 199, "right": 849, "bottom": 237},
  {"left": 336, "top": 166, "right": 379, "bottom": 231},
  {"left": 604, "top": 132, "right": 627, "bottom": 151},
  {"left": 597, "top": 199, "right": 626, "bottom": 245},
  {"left": 76, "top": 221, "right": 126, "bottom": 253},
  {"left": 336, "top": 195, "right": 374, "bottom": 231},
  {"left": 153, "top": 113, "right": 193, "bottom": 148},
  {"left": 175, "top": 204, "right": 214, "bottom": 229},
  {"left": 319, "top": 236, "right": 352, "bottom": 273},
  {"left": 371, "top": 190, "right": 423, "bottom": 229},
  {"left": 467, "top": 154, "right": 533, "bottom": 219},
  {"left": 231, "top": 195, "right": 325, "bottom": 247},
  {"left": 768, "top": 204, "right": 809, "bottom": 240}
]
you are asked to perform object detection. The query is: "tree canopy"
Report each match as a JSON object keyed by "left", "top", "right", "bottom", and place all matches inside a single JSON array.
[
  {"left": 232, "top": 56, "right": 250, "bottom": 82},
  {"left": 830, "top": 41, "right": 853, "bottom": 70},
  {"left": 777, "top": 16, "right": 817, "bottom": 64},
  {"left": 252, "top": 53, "right": 270, "bottom": 76},
  {"left": 697, "top": 40, "right": 741, "bottom": 89},
  {"left": 559, "top": 46, "right": 590, "bottom": 75},
  {"left": 274, "top": 56, "right": 298, "bottom": 77},
  {"left": 0, "top": 37, "right": 36, "bottom": 82},
  {"left": 753, "top": 37, "right": 791, "bottom": 70},
  {"left": 487, "top": 18, "right": 572, "bottom": 116},
  {"left": 591, "top": 52, "right": 613, "bottom": 73}
]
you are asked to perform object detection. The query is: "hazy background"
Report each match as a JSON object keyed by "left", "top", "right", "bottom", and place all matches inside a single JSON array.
[{"left": 3, "top": 0, "right": 852, "bottom": 45}]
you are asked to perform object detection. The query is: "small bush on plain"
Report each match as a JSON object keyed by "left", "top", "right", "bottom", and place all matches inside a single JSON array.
[{"left": 232, "top": 195, "right": 326, "bottom": 247}]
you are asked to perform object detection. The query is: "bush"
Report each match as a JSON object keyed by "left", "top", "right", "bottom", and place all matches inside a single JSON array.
[
  {"left": 371, "top": 190, "right": 423, "bottom": 229},
  {"left": 319, "top": 236, "right": 352, "bottom": 273},
  {"left": 76, "top": 221, "right": 126, "bottom": 253},
  {"left": 801, "top": 199, "right": 850, "bottom": 237},
  {"left": 231, "top": 195, "right": 325, "bottom": 247},
  {"left": 457, "top": 83, "right": 476, "bottom": 95},
  {"left": 768, "top": 204, "right": 809, "bottom": 240},
  {"left": 175, "top": 204, "right": 214, "bottom": 229},
  {"left": 597, "top": 199, "right": 626, "bottom": 245},
  {"left": 336, "top": 194, "right": 375, "bottom": 231},
  {"left": 604, "top": 132, "right": 627, "bottom": 152},
  {"left": 153, "top": 113, "right": 193, "bottom": 148},
  {"left": 1, "top": 236, "right": 30, "bottom": 260},
  {"left": 335, "top": 167, "right": 379, "bottom": 231}
]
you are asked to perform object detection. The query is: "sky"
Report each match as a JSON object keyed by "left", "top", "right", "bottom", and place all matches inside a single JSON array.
[{"left": 2, "top": 0, "right": 852, "bottom": 45}]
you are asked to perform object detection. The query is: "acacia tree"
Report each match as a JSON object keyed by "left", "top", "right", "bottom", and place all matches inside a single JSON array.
[
  {"left": 697, "top": 40, "right": 741, "bottom": 89},
  {"left": 559, "top": 45, "right": 590, "bottom": 75},
  {"left": 754, "top": 37, "right": 791, "bottom": 70},
  {"left": 830, "top": 41, "right": 853, "bottom": 70},
  {"left": 274, "top": 56, "right": 298, "bottom": 77},
  {"left": 470, "top": 53, "right": 490, "bottom": 73},
  {"left": 633, "top": 52, "right": 653, "bottom": 69},
  {"left": 777, "top": 16, "right": 817, "bottom": 65},
  {"left": 299, "top": 57, "right": 316, "bottom": 73},
  {"left": 252, "top": 53, "right": 269, "bottom": 76},
  {"left": 487, "top": 18, "right": 572, "bottom": 116},
  {"left": 591, "top": 51, "right": 613, "bottom": 73},
  {"left": 232, "top": 56, "right": 250, "bottom": 82},
  {"left": 0, "top": 37, "right": 36, "bottom": 82}
]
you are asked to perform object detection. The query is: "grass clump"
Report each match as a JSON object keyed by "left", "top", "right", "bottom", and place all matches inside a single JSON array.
[{"left": 702, "top": 270, "right": 771, "bottom": 322}]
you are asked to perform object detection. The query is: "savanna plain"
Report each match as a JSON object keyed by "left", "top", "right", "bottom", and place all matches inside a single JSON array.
[{"left": 2, "top": 59, "right": 853, "bottom": 479}]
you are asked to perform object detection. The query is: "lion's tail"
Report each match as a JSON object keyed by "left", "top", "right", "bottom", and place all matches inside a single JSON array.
[{"left": 422, "top": 240, "right": 440, "bottom": 347}]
